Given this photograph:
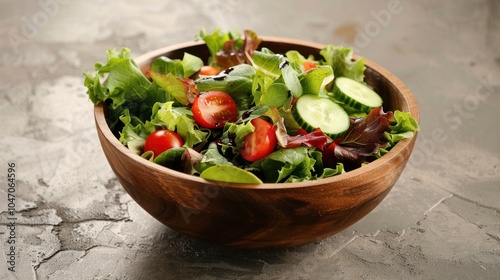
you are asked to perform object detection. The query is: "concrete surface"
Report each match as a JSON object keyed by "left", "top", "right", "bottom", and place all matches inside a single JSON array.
[{"left": 1, "top": 0, "right": 499, "bottom": 279}]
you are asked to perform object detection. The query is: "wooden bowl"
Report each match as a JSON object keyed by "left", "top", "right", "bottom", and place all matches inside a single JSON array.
[{"left": 94, "top": 37, "right": 419, "bottom": 248}]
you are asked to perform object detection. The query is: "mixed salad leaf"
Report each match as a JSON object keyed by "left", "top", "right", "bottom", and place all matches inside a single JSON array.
[{"left": 84, "top": 28, "right": 419, "bottom": 184}]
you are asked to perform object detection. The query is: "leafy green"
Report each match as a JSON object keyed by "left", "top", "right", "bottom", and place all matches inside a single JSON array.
[
  {"left": 151, "top": 53, "right": 203, "bottom": 78},
  {"left": 151, "top": 56, "right": 184, "bottom": 77},
  {"left": 251, "top": 146, "right": 336, "bottom": 183},
  {"left": 150, "top": 72, "right": 199, "bottom": 106},
  {"left": 150, "top": 147, "right": 203, "bottom": 175},
  {"left": 83, "top": 48, "right": 152, "bottom": 109},
  {"left": 196, "top": 28, "right": 261, "bottom": 69},
  {"left": 217, "top": 30, "right": 262, "bottom": 69},
  {"left": 182, "top": 53, "right": 204, "bottom": 77},
  {"left": 195, "top": 64, "right": 255, "bottom": 110},
  {"left": 118, "top": 109, "right": 153, "bottom": 155},
  {"left": 299, "top": 65, "right": 334, "bottom": 95},
  {"left": 149, "top": 102, "right": 208, "bottom": 148},
  {"left": 251, "top": 50, "right": 283, "bottom": 78},
  {"left": 196, "top": 27, "right": 240, "bottom": 65},
  {"left": 249, "top": 50, "right": 303, "bottom": 102},
  {"left": 384, "top": 131, "right": 415, "bottom": 146},
  {"left": 384, "top": 110, "right": 420, "bottom": 145},
  {"left": 281, "top": 62, "right": 303, "bottom": 97},
  {"left": 251, "top": 146, "right": 308, "bottom": 183},
  {"left": 278, "top": 107, "right": 303, "bottom": 135},
  {"left": 83, "top": 48, "right": 176, "bottom": 131},
  {"left": 154, "top": 147, "right": 187, "bottom": 170},
  {"left": 259, "top": 82, "right": 289, "bottom": 108},
  {"left": 390, "top": 110, "right": 420, "bottom": 133},
  {"left": 320, "top": 44, "right": 365, "bottom": 83},
  {"left": 285, "top": 50, "right": 309, "bottom": 67},
  {"left": 338, "top": 102, "right": 368, "bottom": 118},
  {"left": 211, "top": 121, "right": 255, "bottom": 161},
  {"left": 323, "top": 162, "right": 345, "bottom": 178},
  {"left": 221, "top": 121, "right": 255, "bottom": 149},
  {"left": 200, "top": 165, "right": 263, "bottom": 184},
  {"left": 196, "top": 142, "right": 233, "bottom": 173}
]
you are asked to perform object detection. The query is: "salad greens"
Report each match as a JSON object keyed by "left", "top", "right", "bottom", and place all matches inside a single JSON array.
[{"left": 84, "top": 28, "right": 419, "bottom": 184}]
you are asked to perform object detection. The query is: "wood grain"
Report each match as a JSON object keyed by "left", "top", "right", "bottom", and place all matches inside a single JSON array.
[{"left": 94, "top": 38, "right": 419, "bottom": 248}]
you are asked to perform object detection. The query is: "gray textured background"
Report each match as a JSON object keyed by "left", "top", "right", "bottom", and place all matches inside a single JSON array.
[{"left": 1, "top": 0, "right": 499, "bottom": 279}]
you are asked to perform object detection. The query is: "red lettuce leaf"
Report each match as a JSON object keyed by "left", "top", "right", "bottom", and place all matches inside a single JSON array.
[
  {"left": 285, "top": 128, "right": 330, "bottom": 149},
  {"left": 324, "top": 107, "right": 394, "bottom": 171},
  {"left": 341, "top": 107, "right": 393, "bottom": 148},
  {"left": 215, "top": 30, "right": 262, "bottom": 69},
  {"left": 332, "top": 144, "right": 379, "bottom": 171}
]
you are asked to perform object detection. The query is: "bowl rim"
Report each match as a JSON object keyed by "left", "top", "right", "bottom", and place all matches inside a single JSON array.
[{"left": 94, "top": 36, "right": 420, "bottom": 190}]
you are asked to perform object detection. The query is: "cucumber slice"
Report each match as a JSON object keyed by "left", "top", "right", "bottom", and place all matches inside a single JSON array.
[
  {"left": 292, "top": 94, "right": 350, "bottom": 138},
  {"left": 333, "top": 77, "right": 383, "bottom": 112}
]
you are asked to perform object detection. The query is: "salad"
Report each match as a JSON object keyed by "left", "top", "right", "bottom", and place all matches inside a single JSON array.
[{"left": 84, "top": 28, "right": 419, "bottom": 184}]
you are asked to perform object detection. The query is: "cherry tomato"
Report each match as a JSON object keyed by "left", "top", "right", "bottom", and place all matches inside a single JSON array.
[
  {"left": 192, "top": 91, "right": 238, "bottom": 129},
  {"left": 199, "top": 65, "right": 221, "bottom": 76},
  {"left": 302, "top": 61, "right": 317, "bottom": 71},
  {"left": 240, "top": 118, "right": 277, "bottom": 162},
  {"left": 144, "top": 129, "right": 184, "bottom": 157}
]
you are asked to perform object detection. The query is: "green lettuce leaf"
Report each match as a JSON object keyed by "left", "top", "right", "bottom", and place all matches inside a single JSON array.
[
  {"left": 150, "top": 70, "right": 201, "bottom": 107},
  {"left": 285, "top": 150, "right": 344, "bottom": 182},
  {"left": 182, "top": 53, "right": 204, "bottom": 77},
  {"left": 252, "top": 146, "right": 326, "bottom": 183},
  {"left": 299, "top": 65, "right": 334, "bottom": 95},
  {"left": 196, "top": 142, "right": 233, "bottom": 173},
  {"left": 221, "top": 121, "right": 255, "bottom": 149},
  {"left": 285, "top": 50, "right": 318, "bottom": 71},
  {"left": 154, "top": 147, "right": 187, "bottom": 170},
  {"left": 200, "top": 165, "right": 263, "bottom": 184},
  {"left": 83, "top": 48, "right": 152, "bottom": 109},
  {"left": 384, "top": 110, "right": 420, "bottom": 145},
  {"left": 250, "top": 50, "right": 303, "bottom": 100},
  {"left": 213, "top": 121, "right": 255, "bottom": 161},
  {"left": 320, "top": 45, "right": 365, "bottom": 83},
  {"left": 323, "top": 162, "right": 345, "bottom": 178},
  {"left": 195, "top": 64, "right": 255, "bottom": 110},
  {"left": 118, "top": 109, "right": 154, "bottom": 155},
  {"left": 83, "top": 48, "right": 176, "bottom": 132},
  {"left": 259, "top": 82, "right": 289, "bottom": 108},
  {"left": 151, "top": 56, "right": 184, "bottom": 77},
  {"left": 196, "top": 27, "right": 241, "bottom": 66},
  {"left": 281, "top": 61, "right": 303, "bottom": 97},
  {"left": 149, "top": 101, "right": 208, "bottom": 148},
  {"left": 251, "top": 50, "right": 283, "bottom": 78},
  {"left": 152, "top": 147, "right": 203, "bottom": 175},
  {"left": 151, "top": 53, "right": 203, "bottom": 79},
  {"left": 384, "top": 131, "right": 415, "bottom": 145},
  {"left": 285, "top": 50, "right": 308, "bottom": 67},
  {"left": 390, "top": 110, "right": 420, "bottom": 133}
]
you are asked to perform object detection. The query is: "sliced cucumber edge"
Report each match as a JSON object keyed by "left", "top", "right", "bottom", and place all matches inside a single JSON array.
[
  {"left": 292, "top": 94, "right": 350, "bottom": 139},
  {"left": 333, "top": 77, "right": 383, "bottom": 113}
]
